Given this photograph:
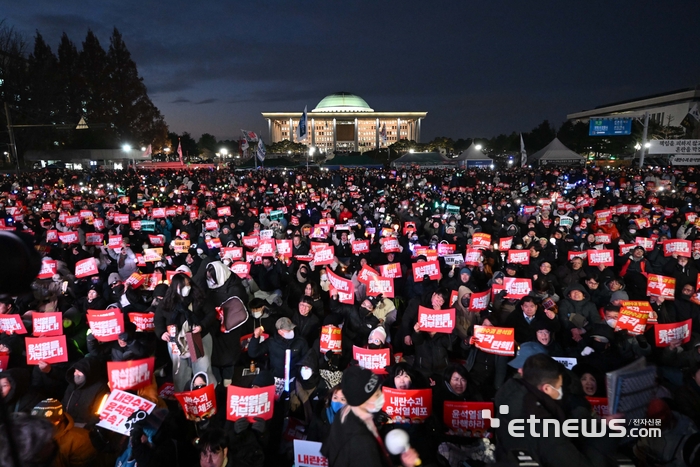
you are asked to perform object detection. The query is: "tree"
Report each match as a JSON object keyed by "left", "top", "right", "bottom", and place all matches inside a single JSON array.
[
  {"left": 524, "top": 120, "right": 557, "bottom": 153},
  {"left": 197, "top": 133, "right": 217, "bottom": 153},
  {"left": 267, "top": 139, "right": 308, "bottom": 155},
  {"left": 169, "top": 132, "right": 197, "bottom": 159},
  {"left": 25, "top": 32, "right": 59, "bottom": 151}
]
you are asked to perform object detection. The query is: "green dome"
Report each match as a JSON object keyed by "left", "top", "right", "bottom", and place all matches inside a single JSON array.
[{"left": 312, "top": 92, "right": 373, "bottom": 112}]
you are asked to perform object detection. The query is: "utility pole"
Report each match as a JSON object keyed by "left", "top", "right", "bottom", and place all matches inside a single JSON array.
[
  {"left": 4, "top": 103, "right": 20, "bottom": 171},
  {"left": 639, "top": 111, "right": 649, "bottom": 169}
]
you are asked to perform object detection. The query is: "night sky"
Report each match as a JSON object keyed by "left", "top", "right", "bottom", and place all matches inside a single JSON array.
[{"left": 4, "top": 1, "right": 700, "bottom": 142}]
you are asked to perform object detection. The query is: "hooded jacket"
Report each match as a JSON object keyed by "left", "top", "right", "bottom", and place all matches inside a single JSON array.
[
  {"left": 61, "top": 356, "right": 110, "bottom": 426},
  {"left": 321, "top": 408, "right": 392, "bottom": 467},
  {"left": 558, "top": 284, "right": 603, "bottom": 332},
  {"left": 54, "top": 412, "right": 97, "bottom": 467},
  {"left": 0, "top": 368, "right": 43, "bottom": 414}
]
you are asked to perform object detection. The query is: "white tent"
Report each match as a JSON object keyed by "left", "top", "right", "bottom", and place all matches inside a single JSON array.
[
  {"left": 528, "top": 138, "right": 585, "bottom": 166},
  {"left": 455, "top": 143, "right": 493, "bottom": 168}
]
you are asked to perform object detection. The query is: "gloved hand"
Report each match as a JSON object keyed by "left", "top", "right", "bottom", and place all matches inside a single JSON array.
[
  {"left": 234, "top": 417, "right": 250, "bottom": 434},
  {"left": 251, "top": 417, "right": 266, "bottom": 433}
]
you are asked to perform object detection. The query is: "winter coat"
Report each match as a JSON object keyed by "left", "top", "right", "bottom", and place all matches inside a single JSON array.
[
  {"left": 558, "top": 284, "right": 603, "bottom": 332},
  {"left": 54, "top": 413, "right": 97, "bottom": 467},
  {"left": 321, "top": 408, "right": 392, "bottom": 467},
  {"left": 0, "top": 368, "right": 43, "bottom": 414},
  {"left": 504, "top": 307, "right": 561, "bottom": 345},
  {"left": 248, "top": 332, "right": 309, "bottom": 378},
  {"left": 329, "top": 298, "right": 380, "bottom": 347},
  {"left": 411, "top": 330, "right": 457, "bottom": 378},
  {"left": 205, "top": 266, "right": 249, "bottom": 368},
  {"left": 291, "top": 311, "right": 321, "bottom": 348},
  {"left": 61, "top": 356, "right": 110, "bottom": 426}
]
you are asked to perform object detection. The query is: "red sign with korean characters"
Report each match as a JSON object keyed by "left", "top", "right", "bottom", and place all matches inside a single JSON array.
[
  {"left": 366, "top": 276, "right": 394, "bottom": 298},
  {"left": 353, "top": 346, "right": 391, "bottom": 374},
  {"left": 469, "top": 290, "right": 491, "bottom": 312},
  {"left": 378, "top": 263, "right": 402, "bottom": 279},
  {"left": 381, "top": 387, "right": 432, "bottom": 424},
  {"left": 85, "top": 232, "right": 104, "bottom": 246},
  {"left": 464, "top": 248, "right": 483, "bottom": 267},
  {"left": 663, "top": 240, "right": 692, "bottom": 257},
  {"left": 32, "top": 312, "right": 62, "bottom": 337},
  {"left": 107, "top": 357, "right": 155, "bottom": 391},
  {"left": 129, "top": 312, "right": 155, "bottom": 332},
  {"left": 503, "top": 278, "right": 532, "bottom": 299},
  {"left": 437, "top": 243, "right": 456, "bottom": 257},
  {"left": 75, "top": 257, "right": 99, "bottom": 278},
  {"left": 411, "top": 260, "right": 441, "bottom": 282},
  {"left": 507, "top": 250, "right": 530, "bottom": 265},
  {"left": 87, "top": 309, "right": 125, "bottom": 342},
  {"left": 444, "top": 401, "right": 494, "bottom": 437},
  {"left": 351, "top": 240, "right": 370, "bottom": 254},
  {"left": 471, "top": 233, "right": 491, "bottom": 250},
  {"left": 58, "top": 230, "right": 80, "bottom": 244},
  {"left": 327, "top": 269, "right": 354, "bottom": 305},
  {"left": 25, "top": 335, "right": 68, "bottom": 364},
  {"left": 230, "top": 262, "right": 251, "bottom": 279},
  {"left": 37, "top": 260, "right": 57, "bottom": 279},
  {"left": 319, "top": 325, "right": 342, "bottom": 354},
  {"left": 471, "top": 326, "right": 516, "bottom": 356},
  {"left": 614, "top": 307, "right": 649, "bottom": 335},
  {"left": 417, "top": 306, "right": 455, "bottom": 333},
  {"left": 0, "top": 314, "right": 27, "bottom": 334},
  {"left": 635, "top": 237, "right": 656, "bottom": 252},
  {"left": 587, "top": 249, "right": 614, "bottom": 267},
  {"left": 586, "top": 397, "right": 610, "bottom": 417},
  {"left": 498, "top": 237, "right": 513, "bottom": 251},
  {"left": 97, "top": 390, "right": 156, "bottom": 436},
  {"left": 655, "top": 319, "right": 692, "bottom": 347},
  {"left": 313, "top": 245, "right": 335, "bottom": 266},
  {"left": 226, "top": 385, "right": 275, "bottom": 422},
  {"left": 595, "top": 233, "right": 612, "bottom": 244},
  {"left": 217, "top": 206, "right": 232, "bottom": 217},
  {"left": 175, "top": 384, "right": 217, "bottom": 421},
  {"left": 646, "top": 274, "right": 676, "bottom": 300}
]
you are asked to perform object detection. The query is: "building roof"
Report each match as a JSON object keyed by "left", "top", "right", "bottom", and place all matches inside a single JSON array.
[
  {"left": 312, "top": 92, "right": 374, "bottom": 112},
  {"left": 391, "top": 151, "right": 456, "bottom": 167},
  {"left": 455, "top": 143, "right": 492, "bottom": 161},
  {"left": 528, "top": 138, "right": 585, "bottom": 164}
]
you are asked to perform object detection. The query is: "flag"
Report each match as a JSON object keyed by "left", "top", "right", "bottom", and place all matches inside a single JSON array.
[
  {"left": 520, "top": 133, "right": 527, "bottom": 167},
  {"left": 241, "top": 130, "right": 258, "bottom": 142},
  {"left": 240, "top": 139, "right": 249, "bottom": 151},
  {"left": 296, "top": 106, "right": 308, "bottom": 142},
  {"left": 690, "top": 104, "right": 700, "bottom": 122},
  {"left": 380, "top": 123, "right": 387, "bottom": 145},
  {"left": 257, "top": 138, "right": 266, "bottom": 162},
  {"left": 177, "top": 139, "right": 183, "bottom": 165},
  {"left": 143, "top": 144, "right": 152, "bottom": 157}
]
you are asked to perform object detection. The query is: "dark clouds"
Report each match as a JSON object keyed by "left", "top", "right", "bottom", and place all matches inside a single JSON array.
[{"left": 5, "top": 0, "right": 700, "bottom": 141}]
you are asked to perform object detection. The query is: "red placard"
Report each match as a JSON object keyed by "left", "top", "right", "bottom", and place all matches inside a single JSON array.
[
  {"left": 58, "top": 231, "right": 79, "bottom": 244},
  {"left": 42, "top": 203, "right": 55, "bottom": 212},
  {"left": 175, "top": 384, "right": 217, "bottom": 421},
  {"left": 655, "top": 319, "right": 692, "bottom": 347},
  {"left": 0, "top": 315, "right": 27, "bottom": 334},
  {"left": 352, "top": 346, "right": 391, "bottom": 374},
  {"left": 381, "top": 388, "right": 432, "bottom": 424},
  {"left": 381, "top": 238, "right": 401, "bottom": 253},
  {"left": 587, "top": 249, "right": 614, "bottom": 267},
  {"left": 257, "top": 238, "right": 276, "bottom": 257},
  {"left": 417, "top": 306, "right": 455, "bottom": 333},
  {"left": 594, "top": 209, "right": 613, "bottom": 225},
  {"left": 46, "top": 230, "right": 58, "bottom": 242},
  {"left": 595, "top": 233, "right": 612, "bottom": 244},
  {"left": 411, "top": 260, "right": 441, "bottom": 282},
  {"left": 635, "top": 237, "right": 656, "bottom": 252},
  {"left": 327, "top": 269, "right": 355, "bottom": 304},
  {"left": 25, "top": 335, "right": 68, "bottom": 364},
  {"left": 114, "top": 214, "right": 129, "bottom": 224},
  {"left": 469, "top": 289, "right": 491, "bottom": 312},
  {"left": 357, "top": 264, "right": 380, "bottom": 285},
  {"left": 503, "top": 278, "right": 532, "bottom": 299},
  {"left": 141, "top": 271, "right": 161, "bottom": 290},
  {"left": 124, "top": 272, "right": 145, "bottom": 289},
  {"left": 378, "top": 263, "right": 402, "bottom": 279},
  {"left": 498, "top": 237, "right": 513, "bottom": 251},
  {"left": 586, "top": 397, "right": 610, "bottom": 417},
  {"left": 464, "top": 248, "right": 483, "bottom": 267},
  {"left": 366, "top": 276, "right": 394, "bottom": 298},
  {"left": 437, "top": 243, "right": 456, "bottom": 257},
  {"left": 148, "top": 234, "right": 165, "bottom": 247},
  {"left": 221, "top": 246, "right": 243, "bottom": 261},
  {"left": 75, "top": 257, "right": 99, "bottom": 278},
  {"left": 242, "top": 235, "right": 259, "bottom": 249},
  {"left": 32, "top": 312, "right": 62, "bottom": 336},
  {"left": 313, "top": 245, "right": 335, "bottom": 265},
  {"left": 87, "top": 310, "right": 125, "bottom": 342},
  {"left": 471, "top": 326, "right": 516, "bottom": 356},
  {"left": 276, "top": 240, "right": 292, "bottom": 257},
  {"left": 615, "top": 307, "right": 649, "bottom": 335},
  {"left": 319, "top": 325, "right": 342, "bottom": 354},
  {"left": 217, "top": 206, "right": 232, "bottom": 217},
  {"left": 37, "top": 260, "right": 57, "bottom": 279},
  {"left": 471, "top": 233, "right": 491, "bottom": 250},
  {"left": 0, "top": 355, "right": 8, "bottom": 371},
  {"left": 226, "top": 385, "right": 275, "bottom": 421},
  {"left": 203, "top": 219, "right": 217, "bottom": 231},
  {"left": 65, "top": 215, "right": 81, "bottom": 227},
  {"left": 108, "top": 235, "right": 123, "bottom": 249},
  {"left": 150, "top": 207, "right": 165, "bottom": 219},
  {"left": 131, "top": 221, "right": 142, "bottom": 231},
  {"left": 94, "top": 218, "right": 105, "bottom": 230},
  {"left": 230, "top": 261, "right": 251, "bottom": 279},
  {"left": 85, "top": 232, "right": 104, "bottom": 246},
  {"left": 663, "top": 240, "right": 692, "bottom": 257},
  {"left": 619, "top": 244, "right": 636, "bottom": 256},
  {"left": 646, "top": 274, "right": 676, "bottom": 300},
  {"left": 507, "top": 250, "right": 530, "bottom": 265},
  {"left": 108, "top": 357, "right": 155, "bottom": 391},
  {"left": 444, "top": 401, "right": 494, "bottom": 437},
  {"left": 129, "top": 312, "right": 155, "bottom": 332}
]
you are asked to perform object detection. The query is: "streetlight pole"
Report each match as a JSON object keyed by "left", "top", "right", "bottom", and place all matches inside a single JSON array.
[
  {"left": 4, "top": 103, "right": 19, "bottom": 172},
  {"left": 639, "top": 111, "right": 649, "bottom": 168}
]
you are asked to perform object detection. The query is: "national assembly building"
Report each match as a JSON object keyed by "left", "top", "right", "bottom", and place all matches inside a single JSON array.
[{"left": 261, "top": 92, "right": 427, "bottom": 153}]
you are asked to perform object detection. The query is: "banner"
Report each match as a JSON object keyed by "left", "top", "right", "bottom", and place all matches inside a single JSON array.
[
  {"left": 378, "top": 263, "right": 402, "bottom": 279},
  {"left": 619, "top": 243, "right": 636, "bottom": 256},
  {"left": 357, "top": 265, "right": 380, "bottom": 285},
  {"left": 471, "top": 233, "right": 492, "bottom": 250},
  {"left": 498, "top": 237, "right": 513, "bottom": 251},
  {"left": 25, "top": 335, "right": 68, "bottom": 364},
  {"left": 129, "top": 312, "right": 155, "bottom": 332},
  {"left": 503, "top": 278, "right": 532, "bottom": 299},
  {"left": 471, "top": 326, "right": 516, "bottom": 356},
  {"left": 353, "top": 346, "right": 391, "bottom": 374},
  {"left": 615, "top": 307, "right": 649, "bottom": 335},
  {"left": 587, "top": 249, "right": 614, "bottom": 267},
  {"left": 97, "top": 390, "right": 156, "bottom": 436},
  {"left": 646, "top": 274, "right": 676, "bottom": 300},
  {"left": 469, "top": 290, "right": 491, "bottom": 312},
  {"left": 367, "top": 276, "right": 394, "bottom": 298},
  {"left": 230, "top": 261, "right": 251, "bottom": 279},
  {"left": 0, "top": 314, "right": 27, "bottom": 334},
  {"left": 351, "top": 240, "right": 370, "bottom": 254},
  {"left": 327, "top": 269, "right": 355, "bottom": 304},
  {"left": 437, "top": 243, "right": 456, "bottom": 257},
  {"left": 226, "top": 385, "right": 275, "bottom": 421},
  {"left": 417, "top": 306, "right": 455, "bottom": 333},
  {"left": 108, "top": 357, "right": 155, "bottom": 391},
  {"left": 293, "top": 440, "right": 328, "bottom": 467},
  {"left": 174, "top": 384, "right": 217, "bottom": 421},
  {"left": 32, "top": 312, "right": 62, "bottom": 336},
  {"left": 411, "top": 260, "right": 441, "bottom": 282},
  {"left": 444, "top": 401, "right": 494, "bottom": 437},
  {"left": 313, "top": 246, "right": 335, "bottom": 265},
  {"left": 74, "top": 257, "right": 99, "bottom": 278},
  {"left": 507, "top": 250, "right": 530, "bottom": 265},
  {"left": 319, "top": 325, "right": 342, "bottom": 354},
  {"left": 381, "top": 387, "right": 432, "bottom": 423},
  {"left": 58, "top": 231, "right": 79, "bottom": 244},
  {"left": 37, "top": 260, "right": 57, "bottom": 279},
  {"left": 663, "top": 240, "right": 692, "bottom": 257},
  {"left": 655, "top": 319, "right": 692, "bottom": 347},
  {"left": 276, "top": 240, "right": 292, "bottom": 257},
  {"left": 87, "top": 310, "right": 125, "bottom": 342},
  {"left": 463, "top": 248, "right": 483, "bottom": 267}
]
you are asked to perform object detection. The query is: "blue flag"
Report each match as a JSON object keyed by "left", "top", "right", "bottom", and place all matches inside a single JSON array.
[
  {"left": 257, "top": 138, "right": 266, "bottom": 162},
  {"left": 296, "top": 106, "right": 308, "bottom": 142}
]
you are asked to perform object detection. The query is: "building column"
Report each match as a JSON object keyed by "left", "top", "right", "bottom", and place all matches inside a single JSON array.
[
  {"left": 417, "top": 118, "right": 421, "bottom": 143},
  {"left": 333, "top": 118, "right": 337, "bottom": 152},
  {"left": 397, "top": 118, "right": 402, "bottom": 141},
  {"left": 267, "top": 118, "right": 272, "bottom": 142},
  {"left": 311, "top": 118, "right": 316, "bottom": 147},
  {"left": 288, "top": 118, "right": 293, "bottom": 142},
  {"left": 354, "top": 118, "right": 359, "bottom": 151},
  {"left": 375, "top": 118, "right": 380, "bottom": 149}
]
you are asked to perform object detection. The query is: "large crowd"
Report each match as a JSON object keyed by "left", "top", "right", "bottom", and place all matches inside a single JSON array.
[{"left": 1, "top": 164, "right": 700, "bottom": 467}]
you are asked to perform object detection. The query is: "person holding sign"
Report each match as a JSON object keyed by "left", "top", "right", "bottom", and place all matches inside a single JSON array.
[
  {"left": 321, "top": 366, "right": 420, "bottom": 467},
  {"left": 411, "top": 306, "right": 459, "bottom": 379}
]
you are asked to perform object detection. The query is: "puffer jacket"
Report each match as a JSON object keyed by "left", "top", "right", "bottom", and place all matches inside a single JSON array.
[
  {"left": 558, "top": 284, "right": 603, "bottom": 332},
  {"left": 61, "top": 356, "right": 109, "bottom": 426}
]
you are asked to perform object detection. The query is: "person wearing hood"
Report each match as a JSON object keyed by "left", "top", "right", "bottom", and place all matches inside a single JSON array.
[
  {"left": 555, "top": 255, "right": 587, "bottom": 289},
  {"left": 0, "top": 368, "right": 44, "bottom": 414},
  {"left": 329, "top": 290, "right": 381, "bottom": 348},
  {"left": 110, "top": 324, "right": 149, "bottom": 362},
  {"left": 31, "top": 398, "right": 97, "bottom": 467},
  {"left": 75, "top": 285, "right": 107, "bottom": 314},
  {"left": 61, "top": 356, "right": 110, "bottom": 426},
  {"left": 291, "top": 296, "right": 321, "bottom": 348},
  {"left": 410, "top": 315, "right": 459, "bottom": 379},
  {"left": 619, "top": 246, "right": 651, "bottom": 299},
  {"left": 432, "top": 363, "right": 483, "bottom": 432},
  {"left": 663, "top": 254, "right": 699, "bottom": 287},
  {"left": 289, "top": 349, "right": 329, "bottom": 426},
  {"left": 248, "top": 317, "right": 309, "bottom": 379},
  {"left": 532, "top": 319, "right": 565, "bottom": 356},
  {"left": 576, "top": 323, "right": 629, "bottom": 373},
  {"left": 673, "top": 283, "right": 700, "bottom": 335},
  {"left": 249, "top": 256, "right": 284, "bottom": 306},
  {"left": 558, "top": 283, "right": 603, "bottom": 349},
  {"left": 203, "top": 260, "right": 248, "bottom": 386},
  {"left": 307, "top": 384, "right": 346, "bottom": 444}
]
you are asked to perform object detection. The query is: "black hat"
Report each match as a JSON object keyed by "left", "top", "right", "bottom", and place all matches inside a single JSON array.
[{"left": 342, "top": 366, "right": 380, "bottom": 406}]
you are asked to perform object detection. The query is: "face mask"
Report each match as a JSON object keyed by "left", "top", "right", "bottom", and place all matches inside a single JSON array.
[
  {"left": 207, "top": 278, "right": 217, "bottom": 288},
  {"left": 550, "top": 385, "right": 563, "bottom": 401},
  {"left": 368, "top": 393, "right": 385, "bottom": 413},
  {"left": 629, "top": 229, "right": 636, "bottom": 234},
  {"left": 284, "top": 330, "right": 295, "bottom": 340},
  {"left": 300, "top": 367, "right": 313, "bottom": 380},
  {"left": 74, "top": 374, "right": 86, "bottom": 386},
  {"left": 330, "top": 401, "right": 344, "bottom": 413},
  {"left": 180, "top": 285, "right": 191, "bottom": 297},
  {"left": 606, "top": 319, "right": 617, "bottom": 328},
  {"left": 119, "top": 294, "right": 130, "bottom": 307},
  {"left": 252, "top": 311, "right": 263, "bottom": 319},
  {"left": 223, "top": 259, "right": 232, "bottom": 267}
]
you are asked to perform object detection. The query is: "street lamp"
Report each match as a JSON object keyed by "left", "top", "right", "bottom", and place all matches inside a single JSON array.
[
  {"left": 308, "top": 147, "right": 316, "bottom": 170},
  {"left": 220, "top": 148, "right": 228, "bottom": 158},
  {"left": 122, "top": 144, "right": 132, "bottom": 152},
  {"left": 475, "top": 144, "right": 483, "bottom": 150},
  {"left": 409, "top": 149, "right": 415, "bottom": 153},
  {"left": 141, "top": 146, "right": 146, "bottom": 152}
]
